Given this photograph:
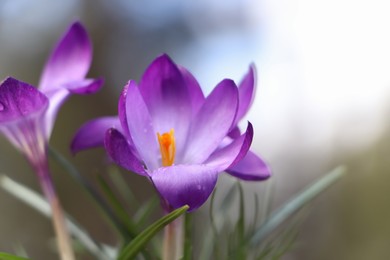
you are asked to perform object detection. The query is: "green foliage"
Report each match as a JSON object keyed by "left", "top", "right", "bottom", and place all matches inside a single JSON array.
[
  {"left": 97, "top": 174, "right": 138, "bottom": 239},
  {"left": 0, "top": 253, "right": 29, "bottom": 260},
  {"left": 1, "top": 144, "right": 345, "bottom": 260},
  {"left": 118, "top": 205, "right": 189, "bottom": 260},
  {"left": 250, "top": 166, "right": 346, "bottom": 246},
  {"left": 0, "top": 175, "right": 112, "bottom": 260},
  {"left": 198, "top": 166, "right": 345, "bottom": 260},
  {"left": 48, "top": 147, "right": 129, "bottom": 240}
]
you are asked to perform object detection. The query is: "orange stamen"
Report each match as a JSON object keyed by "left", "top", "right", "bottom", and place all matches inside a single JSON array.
[{"left": 157, "top": 129, "right": 176, "bottom": 167}]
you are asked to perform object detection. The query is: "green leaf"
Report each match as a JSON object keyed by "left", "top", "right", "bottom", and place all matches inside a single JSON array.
[
  {"left": 209, "top": 189, "right": 221, "bottom": 259},
  {"left": 255, "top": 213, "right": 303, "bottom": 259},
  {"left": 133, "top": 197, "right": 160, "bottom": 257},
  {"left": 134, "top": 197, "right": 159, "bottom": 228},
  {"left": 236, "top": 182, "right": 246, "bottom": 259},
  {"left": 219, "top": 183, "right": 238, "bottom": 211},
  {"left": 118, "top": 205, "right": 189, "bottom": 260},
  {"left": 0, "top": 252, "right": 29, "bottom": 260},
  {"left": 108, "top": 167, "right": 160, "bottom": 259},
  {"left": 250, "top": 193, "right": 260, "bottom": 235},
  {"left": 209, "top": 189, "right": 219, "bottom": 235},
  {"left": 11, "top": 244, "right": 28, "bottom": 259},
  {"left": 107, "top": 167, "right": 139, "bottom": 208},
  {"left": 97, "top": 174, "right": 138, "bottom": 239},
  {"left": 48, "top": 146, "right": 129, "bottom": 240},
  {"left": 0, "top": 175, "right": 113, "bottom": 260},
  {"left": 250, "top": 166, "right": 346, "bottom": 246}
]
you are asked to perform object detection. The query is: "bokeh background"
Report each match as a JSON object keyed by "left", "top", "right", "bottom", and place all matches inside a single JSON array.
[{"left": 1, "top": 0, "right": 390, "bottom": 259}]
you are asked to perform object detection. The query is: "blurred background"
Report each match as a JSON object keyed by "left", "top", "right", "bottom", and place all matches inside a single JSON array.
[{"left": 1, "top": 0, "right": 390, "bottom": 259}]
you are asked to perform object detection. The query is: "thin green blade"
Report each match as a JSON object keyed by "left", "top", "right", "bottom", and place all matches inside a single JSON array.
[
  {"left": 0, "top": 252, "right": 29, "bottom": 260},
  {"left": 250, "top": 166, "right": 346, "bottom": 246},
  {"left": 0, "top": 175, "right": 112, "bottom": 260},
  {"left": 48, "top": 146, "right": 128, "bottom": 240},
  {"left": 134, "top": 197, "right": 159, "bottom": 227},
  {"left": 118, "top": 205, "right": 189, "bottom": 260},
  {"left": 236, "top": 182, "right": 246, "bottom": 259},
  {"left": 97, "top": 175, "right": 138, "bottom": 239}
]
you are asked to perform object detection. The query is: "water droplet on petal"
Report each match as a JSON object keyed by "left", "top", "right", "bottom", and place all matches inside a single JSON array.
[{"left": 0, "top": 102, "right": 4, "bottom": 111}]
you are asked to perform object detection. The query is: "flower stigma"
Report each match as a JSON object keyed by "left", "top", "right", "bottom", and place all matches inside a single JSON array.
[{"left": 157, "top": 129, "right": 176, "bottom": 167}]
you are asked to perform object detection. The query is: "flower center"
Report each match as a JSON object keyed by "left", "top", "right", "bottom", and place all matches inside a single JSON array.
[{"left": 157, "top": 129, "right": 176, "bottom": 167}]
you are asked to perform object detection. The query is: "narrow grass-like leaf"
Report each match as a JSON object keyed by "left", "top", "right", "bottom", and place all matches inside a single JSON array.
[
  {"left": 250, "top": 193, "right": 260, "bottom": 235},
  {"left": 259, "top": 180, "right": 274, "bottom": 226},
  {"left": 0, "top": 252, "right": 29, "bottom": 260},
  {"left": 0, "top": 175, "right": 112, "bottom": 260},
  {"left": 271, "top": 225, "right": 299, "bottom": 259},
  {"left": 48, "top": 146, "right": 129, "bottom": 240},
  {"left": 209, "top": 189, "right": 219, "bottom": 235},
  {"left": 97, "top": 174, "right": 138, "bottom": 238},
  {"left": 256, "top": 242, "right": 273, "bottom": 260},
  {"left": 227, "top": 219, "right": 236, "bottom": 259},
  {"left": 134, "top": 197, "right": 159, "bottom": 227},
  {"left": 236, "top": 182, "right": 246, "bottom": 259},
  {"left": 197, "top": 227, "right": 215, "bottom": 260},
  {"left": 182, "top": 213, "right": 193, "bottom": 260},
  {"left": 256, "top": 213, "right": 302, "bottom": 260},
  {"left": 118, "top": 205, "right": 189, "bottom": 260},
  {"left": 134, "top": 197, "right": 160, "bottom": 258},
  {"left": 11, "top": 244, "right": 28, "bottom": 259},
  {"left": 98, "top": 175, "right": 157, "bottom": 260},
  {"left": 209, "top": 189, "right": 221, "bottom": 259},
  {"left": 107, "top": 166, "right": 139, "bottom": 208},
  {"left": 219, "top": 183, "right": 237, "bottom": 211},
  {"left": 250, "top": 166, "right": 346, "bottom": 246}
]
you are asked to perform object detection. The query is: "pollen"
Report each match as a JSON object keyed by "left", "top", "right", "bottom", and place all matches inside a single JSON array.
[{"left": 157, "top": 129, "right": 176, "bottom": 167}]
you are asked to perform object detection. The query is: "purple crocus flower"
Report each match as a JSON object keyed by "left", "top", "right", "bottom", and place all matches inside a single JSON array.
[
  {"left": 72, "top": 54, "right": 270, "bottom": 211},
  {"left": 0, "top": 22, "right": 102, "bottom": 159},
  {"left": 0, "top": 22, "right": 102, "bottom": 260}
]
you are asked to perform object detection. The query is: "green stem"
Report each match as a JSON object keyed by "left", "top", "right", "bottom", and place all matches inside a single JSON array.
[{"left": 162, "top": 215, "right": 184, "bottom": 260}]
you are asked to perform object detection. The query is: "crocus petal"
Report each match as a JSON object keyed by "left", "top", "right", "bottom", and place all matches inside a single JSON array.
[
  {"left": 117, "top": 83, "right": 131, "bottom": 138},
  {"left": 71, "top": 116, "right": 121, "bottom": 154},
  {"left": 42, "top": 78, "right": 103, "bottom": 138},
  {"left": 42, "top": 88, "right": 67, "bottom": 138},
  {"left": 104, "top": 128, "right": 147, "bottom": 176},
  {"left": 62, "top": 78, "right": 104, "bottom": 95},
  {"left": 115, "top": 83, "right": 141, "bottom": 160},
  {"left": 228, "top": 126, "right": 241, "bottom": 139},
  {"left": 39, "top": 22, "right": 92, "bottom": 91},
  {"left": 205, "top": 122, "right": 253, "bottom": 172},
  {"left": 151, "top": 164, "right": 219, "bottom": 211},
  {"left": 226, "top": 150, "right": 271, "bottom": 181},
  {"left": 139, "top": 54, "right": 192, "bottom": 158},
  {"left": 125, "top": 80, "right": 159, "bottom": 170},
  {"left": 0, "top": 78, "right": 48, "bottom": 123},
  {"left": 183, "top": 79, "right": 238, "bottom": 164},
  {"left": 233, "top": 64, "right": 256, "bottom": 127},
  {"left": 178, "top": 66, "right": 205, "bottom": 115},
  {"left": 0, "top": 77, "right": 48, "bottom": 155}
]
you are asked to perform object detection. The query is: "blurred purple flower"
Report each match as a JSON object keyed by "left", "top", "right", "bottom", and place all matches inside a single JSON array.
[
  {"left": 72, "top": 54, "right": 269, "bottom": 211},
  {"left": 0, "top": 22, "right": 103, "bottom": 163},
  {"left": 0, "top": 78, "right": 49, "bottom": 165},
  {"left": 0, "top": 22, "right": 101, "bottom": 259}
]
